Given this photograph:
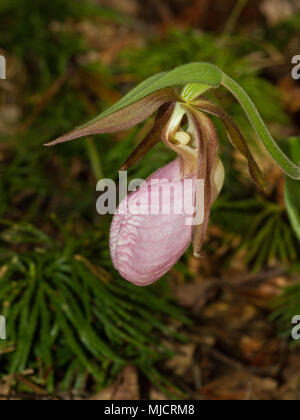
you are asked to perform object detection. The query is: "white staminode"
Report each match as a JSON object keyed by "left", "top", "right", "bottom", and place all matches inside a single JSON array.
[{"left": 174, "top": 131, "right": 191, "bottom": 146}]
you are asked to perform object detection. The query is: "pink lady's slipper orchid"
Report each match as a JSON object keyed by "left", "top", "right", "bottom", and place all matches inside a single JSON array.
[
  {"left": 110, "top": 157, "right": 225, "bottom": 286},
  {"left": 48, "top": 63, "right": 300, "bottom": 286},
  {"left": 110, "top": 103, "right": 225, "bottom": 285}
]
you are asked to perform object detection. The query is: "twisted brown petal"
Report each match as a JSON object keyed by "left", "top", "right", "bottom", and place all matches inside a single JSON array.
[
  {"left": 192, "top": 98, "right": 266, "bottom": 190},
  {"left": 121, "top": 103, "right": 175, "bottom": 171},
  {"left": 184, "top": 107, "right": 219, "bottom": 258}
]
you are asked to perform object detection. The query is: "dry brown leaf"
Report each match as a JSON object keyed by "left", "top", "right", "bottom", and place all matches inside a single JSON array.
[
  {"left": 200, "top": 371, "right": 278, "bottom": 401},
  {"left": 260, "top": 0, "right": 300, "bottom": 25},
  {"left": 149, "top": 387, "right": 168, "bottom": 400},
  {"left": 173, "top": 282, "right": 218, "bottom": 314},
  {"left": 166, "top": 343, "right": 196, "bottom": 376},
  {"left": 90, "top": 365, "right": 139, "bottom": 400},
  {"left": 277, "top": 351, "right": 300, "bottom": 400},
  {"left": 97, "top": 0, "right": 140, "bottom": 16},
  {"left": 279, "top": 76, "right": 300, "bottom": 114}
]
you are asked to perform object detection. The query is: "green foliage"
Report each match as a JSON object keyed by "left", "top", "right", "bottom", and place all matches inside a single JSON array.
[
  {"left": 212, "top": 198, "right": 299, "bottom": 272},
  {"left": 1, "top": 0, "right": 300, "bottom": 395},
  {"left": 269, "top": 135, "right": 300, "bottom": 342},
  {"left": 0, "top": 0, "right": 125, "bottom": 87},
  {"left": 285, "top": 137, "right": 300, "bottom": 243},
  {"left": 264, "top": 12, "right": 300, "bottom": 49},
  {"left": 270, "top": 282, "right": 300, "bottom": 341},
  {"left": 271, "top": 137, "right": 300, "bottom": 337},
  {"left": 0, "top": 220, "right": 189, "bottom": 394}
]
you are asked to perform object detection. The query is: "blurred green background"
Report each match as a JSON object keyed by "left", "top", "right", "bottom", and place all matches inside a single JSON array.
[{"left": 0, "top": 0, "right": 300, "bottom": 400}]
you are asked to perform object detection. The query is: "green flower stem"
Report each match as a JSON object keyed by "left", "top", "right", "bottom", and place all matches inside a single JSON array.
[{"left": 222, "top": 73, "right": 300, "bottom": 180}]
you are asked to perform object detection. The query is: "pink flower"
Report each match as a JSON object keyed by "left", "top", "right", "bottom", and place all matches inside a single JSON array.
[
  {"left": 47, "top": 77, "right": 266, "bottom": 286},
  {"left": 110, "top": 157, "right": 224, "bottom": 286}
]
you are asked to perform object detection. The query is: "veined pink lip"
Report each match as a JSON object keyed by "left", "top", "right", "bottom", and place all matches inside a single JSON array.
[
  {"left": 110, "top": 159, "right": 193, "bottom": 286},
  {"left": 110, "top": 158, "right": 224, "bottom": 286}
]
